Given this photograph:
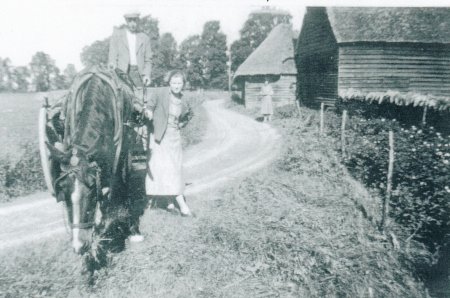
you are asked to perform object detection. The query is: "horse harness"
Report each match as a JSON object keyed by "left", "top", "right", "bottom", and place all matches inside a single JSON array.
[
  {"left": 56, "top": 67, "right": 146, "bottom": 230},
  {"left": 53, "top": 148, "right": 102, "bottom": 230}
]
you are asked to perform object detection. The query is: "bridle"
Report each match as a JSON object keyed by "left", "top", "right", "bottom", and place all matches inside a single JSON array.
[{"left": 54, "top": 152, "right": 103, "bottom": 230}]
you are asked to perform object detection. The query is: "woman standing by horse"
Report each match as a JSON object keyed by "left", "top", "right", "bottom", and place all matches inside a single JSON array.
[{"left": 143, "top": 70, "right": 193, "bottom": 217}]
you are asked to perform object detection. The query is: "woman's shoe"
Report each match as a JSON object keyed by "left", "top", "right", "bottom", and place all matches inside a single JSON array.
[
  {"left": 129, "top": 234, "right": 144, "bottom": 242},
  {"left": 181, "top": 211, "right": 196, "bottom": 218}
]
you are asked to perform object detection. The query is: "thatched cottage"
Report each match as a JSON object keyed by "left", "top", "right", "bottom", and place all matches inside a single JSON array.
[
  {"left": 296, "top": 7, "right": 450, "bottom": 110},
  {"left": 234, "top": 24, "right": 297, "bottom": 109}
]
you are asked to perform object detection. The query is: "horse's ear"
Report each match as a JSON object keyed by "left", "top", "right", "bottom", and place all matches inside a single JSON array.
[{"left": 46, "top": 142, "right": 69, "bottom": 162}]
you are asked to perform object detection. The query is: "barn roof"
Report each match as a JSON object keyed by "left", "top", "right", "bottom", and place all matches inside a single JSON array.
[
  {"left": 326, "top": 7, "right": 450, "bottom": 44},
  {"left": 234, "top": 24, "right": 297, "bottom": 78}
]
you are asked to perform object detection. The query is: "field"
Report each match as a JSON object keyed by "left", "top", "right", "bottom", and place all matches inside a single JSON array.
[{"left": 0, "top": 92, "right": 63, "bottom": 160}]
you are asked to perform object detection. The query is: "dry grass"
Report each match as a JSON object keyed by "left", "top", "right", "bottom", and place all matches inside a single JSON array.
[{"left": 219, "top": 102, "right": 430, "bottom": 297}]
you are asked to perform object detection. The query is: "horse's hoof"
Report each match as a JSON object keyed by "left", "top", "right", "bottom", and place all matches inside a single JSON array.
[{"left": 129, "top": 234, "right": 145, "bottom": 243}]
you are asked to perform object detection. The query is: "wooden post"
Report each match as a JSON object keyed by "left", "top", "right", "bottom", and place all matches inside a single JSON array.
[
  {"left": 295, "top": 100, "right": 301, "bottom": 117},
  {"left": 382, "top": 131, "right": 395, "bottom": 230},
  {"left": 421, "top": 106, "right": 428, "bottom": 126},
  {"left": 341, "top": 110, "right": 347, "bottom": 158},
  {"left": 43, "top": 96, "right": 49, "bottom": 108},
  {"left": 320, "top": 102, "right": 325, "bottom": 136}
]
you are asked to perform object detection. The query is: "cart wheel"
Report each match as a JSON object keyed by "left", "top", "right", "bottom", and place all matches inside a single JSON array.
[{"left": 38, "top": 107, "right": 55, "bottom": 195}]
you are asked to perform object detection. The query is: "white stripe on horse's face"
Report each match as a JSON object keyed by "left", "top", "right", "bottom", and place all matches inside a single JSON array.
[{"left": 71, "top": 178, "right": 83, "bottom": 253}]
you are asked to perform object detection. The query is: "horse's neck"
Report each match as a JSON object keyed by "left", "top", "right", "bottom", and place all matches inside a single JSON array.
[{"left": 72, "top": 78, "right": 116, "bottom": 162}]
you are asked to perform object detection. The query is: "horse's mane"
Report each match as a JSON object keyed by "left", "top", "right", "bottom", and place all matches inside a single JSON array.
[{"left": 72, "top": 75, "right": 115, "bottom": 166}]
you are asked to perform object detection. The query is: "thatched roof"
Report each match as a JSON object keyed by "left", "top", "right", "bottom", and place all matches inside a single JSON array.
[
  {"left": 325, "top": 7, "right": 450, "bottom": 44},
  {"left": 234, "top": 24, "right": 297, "bottom": 78}
]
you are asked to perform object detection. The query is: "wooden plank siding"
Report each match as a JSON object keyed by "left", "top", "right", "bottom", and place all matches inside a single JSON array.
[
  {"left": 296, "top": 7, "right": 339, "bottom": 104},
  {"left": 338, "top": 44, "right": 450, "bottom": 96},
  {"left": 243, "top": 75, "right": 296, "bottom": 109}
]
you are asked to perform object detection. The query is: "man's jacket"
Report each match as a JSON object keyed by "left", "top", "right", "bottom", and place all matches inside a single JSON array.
[{"left": 108, "top": 27, "right": 152, "bottom": 79}]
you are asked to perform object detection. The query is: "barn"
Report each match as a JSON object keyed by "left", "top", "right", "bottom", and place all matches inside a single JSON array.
[
  {"left": 296, "top": 7, "right": 450, "bottom": 110},
  {"left": 234, "top": 24, "right": 297, "bottom": 109}
]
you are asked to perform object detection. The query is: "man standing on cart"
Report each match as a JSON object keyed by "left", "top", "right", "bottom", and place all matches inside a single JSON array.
[
  {"left": 108, "top": 11, "right": 153, "bottom": 243},
  {"left": 108, "top": 11, "right": 152, "bottom": 91}
]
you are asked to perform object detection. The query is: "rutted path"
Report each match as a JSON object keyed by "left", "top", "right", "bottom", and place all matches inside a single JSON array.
[{"left": 0, "top": 99, "right": 281, "bottom": 250}]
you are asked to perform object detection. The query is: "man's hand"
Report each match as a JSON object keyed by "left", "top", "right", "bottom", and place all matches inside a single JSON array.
[
  {"left": 144, "top": 108, "right": 153, "bottom": 120},
  {"left": 142, "top": 75, "right": 151, "bottom": 86}
]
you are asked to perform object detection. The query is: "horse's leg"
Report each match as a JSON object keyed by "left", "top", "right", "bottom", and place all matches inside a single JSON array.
[{"left": 125, "top": 151, "right": 149, "bottom": 242}]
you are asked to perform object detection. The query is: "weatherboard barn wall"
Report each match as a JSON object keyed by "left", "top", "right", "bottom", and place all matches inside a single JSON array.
[
  {"left": 296, "top": 7, "right": 450, "bottom": 110},
  {"left": 296, "top": 7, "right": 339, "bottom": 104},
  {"left": 338, "top": 44, "right": 450, "bottom": 96},
  {"left": 234, "top": 24, "right": 297, "bottom": 109},
  {"left": 244, "top": 75, "right": 297, "bottom": 109}
]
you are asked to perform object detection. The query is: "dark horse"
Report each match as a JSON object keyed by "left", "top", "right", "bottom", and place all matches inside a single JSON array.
[{"left": 45, "top": 68, "right": 145, "bottom": 273}]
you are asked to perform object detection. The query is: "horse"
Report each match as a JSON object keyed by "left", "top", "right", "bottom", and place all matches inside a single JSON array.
[{"left": 42, "top": 67, "right": 144, "bottom": 269}]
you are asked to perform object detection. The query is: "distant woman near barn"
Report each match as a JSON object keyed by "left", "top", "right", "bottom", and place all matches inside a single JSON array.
[
  {"left": 260, "top": 79, "right": 274, "bottom": 122},
  {"left": 143, "top": 70, "right": 193, "bottom": 217}
]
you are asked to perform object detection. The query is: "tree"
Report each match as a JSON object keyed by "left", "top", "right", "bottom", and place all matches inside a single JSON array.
[
  {"left": 138, "top": 15, "right": 162, "bottom": 86},
  {"left": 10, "top": 66, "right": 30, "bottom": 92},
  {"left": 199, "top": 21, "right": 228, "bottom": 89},
  {"left": 152, "top": 33, "right": 180, "bottom": 86},
  {"left": 80, "top": 38, "right": 110, "bottom": 68},
  {"left": 29, "top": 52, "right": 59, "bottom": 92},
  {"left": 139, "top": 15, "right": 160, "bottom": 53},
  {"left": 230, "top": 8, "right": 292, "bottom": 72},
  {"left": 51, "top": 67, "right": 66, "bottom": 90},
  {"left": 0, "top": 58, "right": 13, "bottom": 92},
  {"left": 179, "top": 35, "right": 203, "bottom": 89},
  {"left": 63, "top": 64, "right": 77, "bottom": 88}
]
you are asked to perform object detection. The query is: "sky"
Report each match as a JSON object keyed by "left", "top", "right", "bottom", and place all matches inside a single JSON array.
[{"left": 0, "top": 0, "right": 446, "bottom": 71}]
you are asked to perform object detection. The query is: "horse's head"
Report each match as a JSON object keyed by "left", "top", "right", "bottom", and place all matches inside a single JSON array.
[{"left": 48, "top": 143, "right": 107, "bottom": 254}]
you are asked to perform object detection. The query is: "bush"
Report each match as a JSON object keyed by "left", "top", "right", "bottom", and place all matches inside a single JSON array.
[
  {"left": 0, "top": 142, "right": 46, "bottom": 202},
  {"left": 274, "top": 104, "right": 298, "bottom": 119},
  {"left": 329, "top": 100, "right": 450, "bottom": 253},
  {"left": 231, "top": 92, "right": 244, "bottom": 105}
]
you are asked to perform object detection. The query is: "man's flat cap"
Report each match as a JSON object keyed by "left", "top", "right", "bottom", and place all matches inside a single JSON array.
[{"left": 124, "top": 12, "right": 140, "bottom": 19}]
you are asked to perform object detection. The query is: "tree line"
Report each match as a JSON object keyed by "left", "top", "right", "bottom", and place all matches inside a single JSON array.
[
  {"left": 0, "top": 7, "right": 291, "bottom": 92},
  {"left": 0, "top": 54, "right": 77, "bottom": 92}
]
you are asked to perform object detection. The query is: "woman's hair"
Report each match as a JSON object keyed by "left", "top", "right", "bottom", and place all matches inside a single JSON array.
[{"left": 166, "top": 70, "right": 186, "bottom": 85}]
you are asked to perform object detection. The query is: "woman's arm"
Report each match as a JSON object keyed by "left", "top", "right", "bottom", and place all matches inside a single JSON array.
[{"left": 179, "top": 101, "right": 193, "bottom": 128}]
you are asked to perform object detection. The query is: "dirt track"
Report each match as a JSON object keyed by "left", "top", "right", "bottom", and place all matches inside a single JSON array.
[{"left": 0, "top": 99, "right": 281, "bottom": 250}]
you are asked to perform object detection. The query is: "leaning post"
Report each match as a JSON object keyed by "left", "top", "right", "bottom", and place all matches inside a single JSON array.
[
  {"left": 382, "top": 130, "right": 395, "bottom": 231},
  {"left": 341, "top": 110, "right": 348, "bottom": 158}
]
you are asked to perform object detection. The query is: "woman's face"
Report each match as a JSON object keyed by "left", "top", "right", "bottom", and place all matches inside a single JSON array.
[{"left": 170, "top": 76, "right": 184, "bottom": 94}]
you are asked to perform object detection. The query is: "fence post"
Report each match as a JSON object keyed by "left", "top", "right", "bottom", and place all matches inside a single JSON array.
[
  {"left": 295, "top": 100, "right": 301, "bottom": 117},
  {"left": 382, "top": 130, "right": 395, "bottom": 231},
  {"left": 320, "top": 102, "right": 325, "bottom": 136},
  {"left": 421, "top": 106, "right": 428, "bottom": 126},
  {"left": 341, "top": 110, "right": 347, "bottom": 158}
]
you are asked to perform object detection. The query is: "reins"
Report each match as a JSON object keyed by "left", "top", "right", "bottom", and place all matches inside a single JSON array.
[{"left": 55, "top": 157, "right": 103, "bottom": 230}]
